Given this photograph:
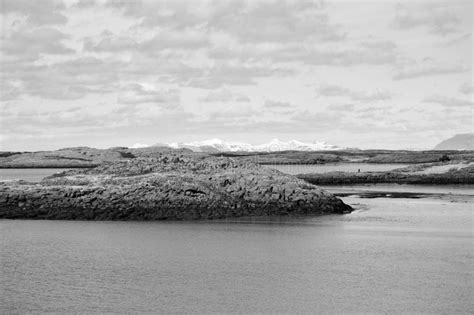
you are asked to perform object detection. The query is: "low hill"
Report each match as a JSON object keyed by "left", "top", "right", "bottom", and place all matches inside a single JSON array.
[
  {"left": 433, "top": 133, "right": 474, "bottom": 150},
  {"left": 0, "top": 146, "right": 194, "bottom": 168}
]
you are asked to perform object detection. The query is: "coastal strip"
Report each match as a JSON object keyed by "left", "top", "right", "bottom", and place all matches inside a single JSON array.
[{"left": 298, "top": 164, "right": 474, "bottom": 185}]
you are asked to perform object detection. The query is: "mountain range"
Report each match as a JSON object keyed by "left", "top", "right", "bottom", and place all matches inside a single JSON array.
[
  {"left": 132, "top": 139, "right": 343, "bottom": 152},
  {"left": 433, "top": 133, "right": 474, "bottom": 150}
]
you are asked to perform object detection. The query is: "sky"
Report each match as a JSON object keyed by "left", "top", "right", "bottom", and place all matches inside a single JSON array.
[{"left": 0, "top": 0, "right": 472, "bottom": 151}]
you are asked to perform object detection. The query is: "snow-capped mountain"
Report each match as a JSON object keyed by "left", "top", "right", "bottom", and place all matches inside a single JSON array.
[
  {"left": 130, "top": 143, "right": 150, "bottom": 149},
  {"left": 253, "top": 139, "right": 341, "bottom": 152},
  {"left": 167, "top": 138, "right": 253, "bottom": 152},
  {"left": 156, "top": 138, "right": 343, "bottom": 152}
]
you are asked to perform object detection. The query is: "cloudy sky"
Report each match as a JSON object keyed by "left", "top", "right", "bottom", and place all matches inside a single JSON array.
[{"left": 0, "top": 0, "right": 472, "bottom": 151}]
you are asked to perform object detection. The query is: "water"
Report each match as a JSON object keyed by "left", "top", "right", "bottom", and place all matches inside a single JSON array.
[
  {"left": 0, "top": 168, "right": 72, "bottom": 182},
  {"left": 0, "top": 163, "right": 408, "bottom": 181},
  {"left": 324, "top": 183, "right": 474, "bottom": 196},
  {"left": 264, "top": 163, "right": 410, "bottom": 175},
  {"left": 1, "top": 186, "right": 472, "bottom": 313}
]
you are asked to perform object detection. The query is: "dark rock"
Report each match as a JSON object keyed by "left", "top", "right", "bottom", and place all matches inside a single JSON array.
[
  {"left": 298, "top": 164, "right": 474, "bottom": 185},
  {"left": 0, "top": 155, "right": 352, "bottom": 220}
]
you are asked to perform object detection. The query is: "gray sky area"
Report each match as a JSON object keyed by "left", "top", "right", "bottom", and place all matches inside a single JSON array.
[{"left": 0, "top": 0, "right": 472, "bottom": 150}]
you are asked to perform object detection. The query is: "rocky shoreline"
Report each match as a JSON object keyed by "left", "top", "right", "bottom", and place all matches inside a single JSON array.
[
  {"left": 2, "top": 146, "right": 473, "bottom": 168},
  {"left": 298, "top": 164, "right": 474, "bottom": 185},
  {"left": 0, "top": 155, "right": 352, "bottom": 220}
]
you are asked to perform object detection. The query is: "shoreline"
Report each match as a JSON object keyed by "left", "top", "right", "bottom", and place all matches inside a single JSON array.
[
  {"left": 297, "top": 168, "right": 474, "bottom": 185},
  {"left": 0, "top": 156, "right": 352, "bottom": 221},
  {"left": 2, "top": 147, "right": 473, "bottom": 169}
]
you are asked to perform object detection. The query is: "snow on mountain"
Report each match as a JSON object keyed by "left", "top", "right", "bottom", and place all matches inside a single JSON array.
[
  {"left": 162, "top": 138, "right": 342, "bottom": 152},
  {"left": 253, "top": 139, "right": 341, "bottom": 152},
  {"left": 130, "top": 143, "right": 150, "bottom": 149},
  {"left": 167, "top": 138, "right": 253, "bottom": 152}
]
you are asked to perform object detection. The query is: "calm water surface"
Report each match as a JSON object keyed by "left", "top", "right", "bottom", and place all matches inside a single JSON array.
[
  {"left": 1, "top": 186, "right": 472, "bottom": 313},
  {"left": 0, "top": 163, "right": 409, "bottom": 181},
  {"left": 0, "top": 168, "right": 72, "bottom": 182}
]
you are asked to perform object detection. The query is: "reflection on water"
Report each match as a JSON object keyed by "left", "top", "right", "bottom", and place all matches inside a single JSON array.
[
  {"left": 1, "top": 186, "right": 472, "bottom": 313},
  {"left": 323, "top": 183, "right": 474, "bottom": 195},
  {"left": 264, "top": 163, "right": 410, "bottom": 175},
  {"left": 0, "top": 163, "right": 409, "bottom": 181},
  {"left": 0, "top": 168, "right": 72, "bottom": 182}
]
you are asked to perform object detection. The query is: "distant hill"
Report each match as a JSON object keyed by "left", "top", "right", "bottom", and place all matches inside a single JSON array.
[
  {"left": 0, "top": 146, "right": 193, "bottom": 168},
  {"left": 157, "top": 138, "right": 343, "bottom": 153},
  {"left": 433, "top": 133, "right": 474, "bottom": 150}
]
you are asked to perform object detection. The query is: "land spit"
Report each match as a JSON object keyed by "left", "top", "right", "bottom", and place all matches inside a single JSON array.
[
  {"left": 297, "top": 163, "right": 474, "bottom": 185},
  {"left": 0, "top": 155, "right": 352, "bottom": 220}
]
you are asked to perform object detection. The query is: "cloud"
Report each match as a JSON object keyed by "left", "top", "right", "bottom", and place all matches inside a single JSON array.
[
  {"left": 281, "top": 48, "right": 395, "bottom": 66},
  {"left": 117, "top": 85, "right": 180, "bottom": 107},
  {"left": 0, "top": 80, "right": 21, "bottom": 101},
  {"left": 393, "top": 59, "right": 468, "bottom": 80},
  {"left": 1, "top": 0, "right": 67, "bottom": 26},
  {"left": 444, "top": 32, "right": 472, "bottom": 46},
  {"left": 459, "top": 83, "right": 474, "bottom": 94},
  {"left": 141, "top": 30, "right": 209, "bottom": 52},
  {"left": 264, "top": 100, "right": 294, "bottom": 109},
  {"left": 105, "top": 0, "right": 208, "bottom": 30},
  {"left": 84, "top": 29, "right": 209, "bottom": 53},
  {"left": 1, "top": 27, "right": 74, "bottom": 61},
  {"left": 208, "top": 109, "right": 261, "bottom": 121},
  {"left": 423, "top": 95, "right": 474, "bottom": 107},
  {"left": 106, "top": 0, "right": 345, "bottom": 43},
  {"left": 2, "top": 49, "right": 291, "bottom": 101},
  {"left": 3, "top": 56, "right": 123, "bottom": 100},
  {"left": 393, "top": 3, "right": 462, "bottom": 36},
  {"left": 0, "top": 0, "right": 471, "bottom": 151},
  {"left": 2, "top": 104, "right": 119, "bottom": 132},
  {"left": 183, "top": 63, "right": 294, "bottom": 88},
  {"left": 83, "top": 32, "right": 138, "bottom": 52},
  {"left": 74, "top": 0, "right": 97, "bottom": 9},
  {"left": 209, "top": 39, "right": 398, "bottom": 66},
  {"left": 200, "top": 89, "right": 250, "bottom": 102},
  {"left": 1, "top": 100, "right": 196, "bottom": 146},
  {"left": 289, "top": 110, "right": 342, "bottom": 127},
  {"left": 209, "top": 0, "right": 345, "bottom": 44},
  {"left": 330, "top": 104, "right": 355, "bottom": 112},
  {"left": 316, "top": 84, "right": 391, "bottom": 101}
]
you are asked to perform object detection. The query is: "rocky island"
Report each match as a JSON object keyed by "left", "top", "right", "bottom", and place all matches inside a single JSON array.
[
  {"left": 298, "top": 162, "right": 474, "bottom": 185},
  {"left": 0, "top": 154, "right": 352, "bottom": 220}
]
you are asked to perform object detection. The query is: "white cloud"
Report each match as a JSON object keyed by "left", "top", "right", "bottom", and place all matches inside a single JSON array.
[
  {"left": 459, "top": 83, "right": 474, "bottom": 95},
  {"left": 117, "top": 85, "right": 180, "bottom": 107},
  {"left": 1, "top": 27, "right": 74, "bottom": 61},
  {"left": 264, "top": 100, "right": 294, "bottom": 109},
  {"left": 209, "top": 39, "right": 398, "bottom": 66},
  {"left": 200, "top": 89, "right": 250, "bottom": 103},
  {"left": 316, "top": 84, "right": 391, "bottom": 101},
  {"left": 423, "top": 95, "right": 474, "bottom": 107},
  {"left": 209, "top": 0, "right": 345, "bottom": 44},
  {"left": 0, "top": 0, "right": 471, "bottom": 150},
  {"left": 393, "top": 3, "right": 462, "bottom": 36},
  {"left": 1, "top": 0, "right": 68, "bottom": 26},
  {"left": 393, "top": 59, "right": 468, "bottom": 80}
]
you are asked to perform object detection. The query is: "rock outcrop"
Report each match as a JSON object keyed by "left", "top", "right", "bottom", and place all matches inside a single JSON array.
[
  {"left": 0, "top": 155, "right": 352, "bottom": 220},
  {"left": 298, "top": 163, "right": 474, "bottom": 185}
]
